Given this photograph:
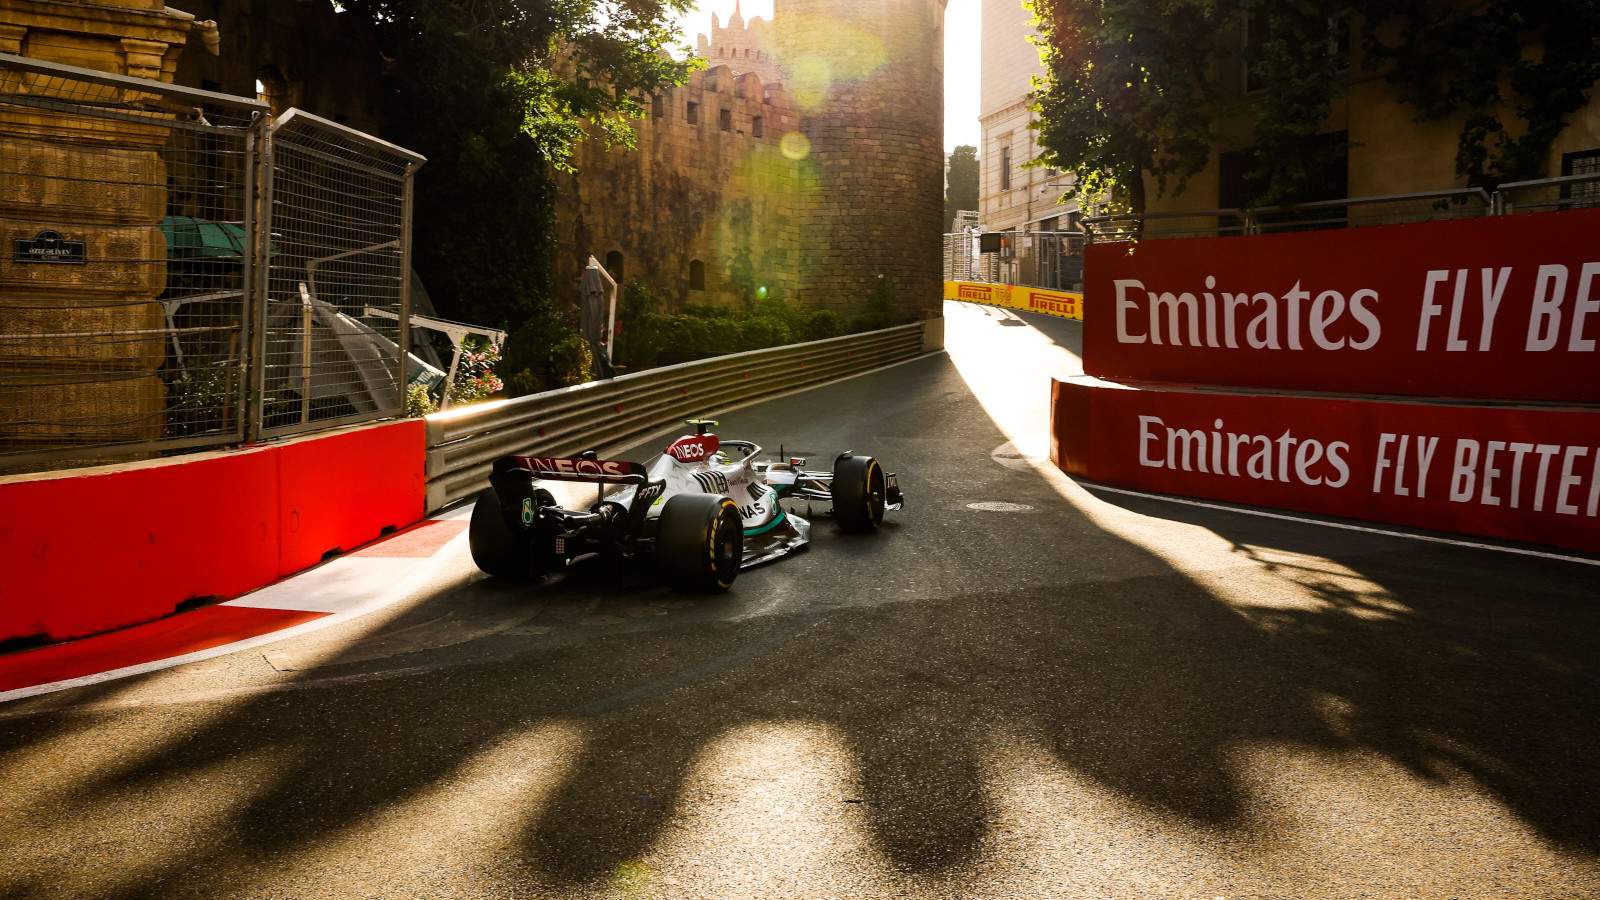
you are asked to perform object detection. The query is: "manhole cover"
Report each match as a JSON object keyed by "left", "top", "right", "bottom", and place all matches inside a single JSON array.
[{"left": 966, "top": 501, "right": 1035, "bottom": 512}]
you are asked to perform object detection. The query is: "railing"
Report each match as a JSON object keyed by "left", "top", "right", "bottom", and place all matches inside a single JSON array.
[
  {"left": 1081, "top": 187, "right": 1492, "bottom": 242},
  {"left": 943, "top": 230, "right": 1085, "bottom": 291},
  {"left": 423, "top": 321, "right": 932, "bottom": 511},
  {"left": 1495, "top": 171, "right": 1600, "bottom": 215},
  {"left": 0, "top": 53, "right": 425, "bottom": 474}
]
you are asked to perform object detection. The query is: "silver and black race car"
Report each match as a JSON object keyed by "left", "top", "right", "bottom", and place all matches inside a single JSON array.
[{"left": 469, "top": 419, "right": 903, "bottom": 591}]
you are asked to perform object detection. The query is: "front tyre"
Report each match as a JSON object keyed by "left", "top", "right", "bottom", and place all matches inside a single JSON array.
[
  {"left": 657, "top": 493, "right": 743, "bottom": 592},
  {"left": 832, "top": 455, "right": 885, "bottom": 533}
]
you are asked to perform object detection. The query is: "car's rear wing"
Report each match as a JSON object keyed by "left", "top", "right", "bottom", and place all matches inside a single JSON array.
[{"left": 507, "top": 455, "right": 647, "bottom": 485}]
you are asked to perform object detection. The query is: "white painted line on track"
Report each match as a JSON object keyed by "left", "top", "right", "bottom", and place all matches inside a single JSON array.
[
  {"left": 6, "top": 351, "right": 947, "bottom": 704},
  {"left": 1081, "top": 482, "right": 1600, "bottom": 567},
  {"left": 0, "top": 526, "right": 472, "bottom": 704},
  {"left": 221, "top": 557, "right": 420, "bottom": 614}
]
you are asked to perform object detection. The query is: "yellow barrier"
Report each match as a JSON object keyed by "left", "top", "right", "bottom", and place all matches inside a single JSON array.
[{"left": 944, "top": 280, "right": 1082, "bottom": 320}]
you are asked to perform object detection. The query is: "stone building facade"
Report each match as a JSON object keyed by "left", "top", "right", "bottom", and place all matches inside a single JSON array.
[
  {"left": 977, "top": 0, "right": 1073, "bottom": 232},
  {"left": 558, "top": 60, "right": 803, "bottom": 311},
  {"left": 557, "top": 0, "right": 947, "bottom": 321},
  {"left": 168, "top": 0, "right": 381, "bottom": 134}
]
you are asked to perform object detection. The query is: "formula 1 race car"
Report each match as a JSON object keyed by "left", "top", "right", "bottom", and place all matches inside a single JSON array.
[{"left": 469, "top": 420, "right": 904, "bottom": 591}]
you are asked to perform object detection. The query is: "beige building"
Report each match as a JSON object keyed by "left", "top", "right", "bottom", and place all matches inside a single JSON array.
[
  {"left": 977, "top": 0, "right": 1072, "bottom": 232},
  {"left": 1142, "top": 18, "right": 1600, "bottom": 215}
]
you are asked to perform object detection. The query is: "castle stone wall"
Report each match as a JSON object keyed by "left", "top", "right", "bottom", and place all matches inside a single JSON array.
[
  {"left": 775, "top": 0, "right": 947, "bottom": 320},
  {"left": 557, "top": 0, "right": 946, "bottom": 322},
  {"left": 555, "top": 66, "right": 801, "bottom": 311}
]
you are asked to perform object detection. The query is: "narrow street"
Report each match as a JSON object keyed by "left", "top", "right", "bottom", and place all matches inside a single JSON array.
[{"left": 2, "top": 301, "right": 1596, "bottom": 899}]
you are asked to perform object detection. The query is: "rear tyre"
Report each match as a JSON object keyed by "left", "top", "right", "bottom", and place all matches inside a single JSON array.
[
  {"left": 469, "top": 486, "right": 556, "bottom": 579},
  {"left": 832, "top": 455, "right": 885, "bottom": 533},
  {"left": 657, "top": 493, "right": 743, "bottom": 592}
]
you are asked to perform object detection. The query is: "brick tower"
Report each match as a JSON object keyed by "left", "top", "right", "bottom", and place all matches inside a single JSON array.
[{"left": 773, "top": 0, "right": 947, "bottom": 321}]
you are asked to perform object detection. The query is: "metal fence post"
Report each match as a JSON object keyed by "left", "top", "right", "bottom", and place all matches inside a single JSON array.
[
  {"left": 397, "top": 161, "right": 420, "bottom": 404},
  {"left": 248, "top": 113, "right": 275, "bottom": 443}
]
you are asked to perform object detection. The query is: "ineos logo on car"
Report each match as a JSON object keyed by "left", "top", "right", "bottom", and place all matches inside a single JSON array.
[{"left": 667, "top": 433, "right": 720, "bottom": 463}]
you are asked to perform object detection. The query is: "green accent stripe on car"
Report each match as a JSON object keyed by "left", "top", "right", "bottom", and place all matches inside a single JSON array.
[{"left": 744, "top": 509, "right": 788, "bottom": 536}]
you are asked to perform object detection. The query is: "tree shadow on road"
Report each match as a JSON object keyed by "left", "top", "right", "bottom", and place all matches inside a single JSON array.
[{"left": 0, "top": 351, "right": 1596, "bottom": 898}]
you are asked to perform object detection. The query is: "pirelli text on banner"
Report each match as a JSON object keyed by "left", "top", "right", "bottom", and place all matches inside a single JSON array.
[
  {"left": 944, "top": 280, "right": 1083, "bottom": 321},
  {"left": 1083, "top": 206, "right": 1600, "bottom": 404}
]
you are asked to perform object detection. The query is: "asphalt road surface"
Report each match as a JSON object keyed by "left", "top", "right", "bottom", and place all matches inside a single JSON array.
[{"left": 2, "top": 301, "right": 1597, "bottom": 899}]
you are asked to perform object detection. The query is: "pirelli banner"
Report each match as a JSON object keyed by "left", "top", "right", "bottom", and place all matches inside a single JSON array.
[
  {"left": 1052, "top": 377, "right": 1600, "bottom": 554},
  {"left": 1084, "top": 206, "right": 1600, "bottom": 403},
  {"left": 945, "top": 280, "right": 1082, "bottom": 321}
]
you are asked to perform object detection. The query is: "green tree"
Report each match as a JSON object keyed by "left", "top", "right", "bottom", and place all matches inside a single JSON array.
[
  {"left": 340, "top": 0, "right": 698, "bottom": 387},
  {"left": 944, "top": 144, "right": 979, "bottom": 231},
  {"left": 1028, "top": 0, "right": 1220, "bottom": 215},
  {"left": 1357, "top": 0, "right": 1600, "bottom": 189},
  {"left": 1028, "top": 0, "right": 1600, "bottom": 212}
]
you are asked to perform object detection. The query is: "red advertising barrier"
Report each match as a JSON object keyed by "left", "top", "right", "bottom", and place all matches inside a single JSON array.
[
  {"left": 1052, "top": 377, "right": 1600, "bottom": 554},
  {"left": 1084, "top": 207, "right": 1600, "bottom": 403},
  {"left": 277, "top": 423, "right": 428, "bottom": 575},
  {"left": 0, "top": 420, "right": 425, "bottom": 642}
]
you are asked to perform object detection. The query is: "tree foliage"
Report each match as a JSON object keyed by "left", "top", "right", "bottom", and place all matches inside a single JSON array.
[
  {"left": 1028, "top": 0, "right": 1600, "bottom": 214},
  {"left": 1360, "top": 0, "right": 1600, "bottom": 189},
  {"left": 944, "top": 144, "right": 979, "bottom": 231},
  {"left": 340, "top": 0, "right": 697, "bottom": 387}
]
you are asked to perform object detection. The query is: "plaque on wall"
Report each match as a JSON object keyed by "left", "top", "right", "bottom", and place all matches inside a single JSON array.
[{"left": 13, "top": 230, "right": 87, "bottom": 265}]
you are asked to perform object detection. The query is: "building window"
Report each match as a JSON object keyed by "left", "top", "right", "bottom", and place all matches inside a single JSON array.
[
  {"left": 1242, "top": 15, "right": 1268, "bottom": 94},
  {"left": 1562, "top": 149, "right": 1600, "bottom": 204},
  {"left": 720, "top": 108, "right": 732, "bottom": 131},
  {"left": 605, "top": 250, "right": 624, "bottom": 282},
  {"left": 687, "top": 101, "right": 699, "bottom": 125},
  {"left": 999, "top": 145, "right": 1012, "bottom": 191},
  {"left": 689, "top": 260, "right": 706, "bottom": 291},
  {"left": 652, "top": 94, "right": 664, "bottom": 118},
  {"left": 752, "top": 116, "right": 763, "bottom": 138}
]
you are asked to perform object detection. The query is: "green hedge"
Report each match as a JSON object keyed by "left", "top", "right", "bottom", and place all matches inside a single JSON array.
[{"left": 614, "top": 283, "right": 892, "bottom": 372}]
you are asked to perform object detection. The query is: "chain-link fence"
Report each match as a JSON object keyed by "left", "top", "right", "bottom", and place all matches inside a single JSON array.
[
  {"left": 258, "top": 110, "right": 422, "bottom": 438},
  {"left": 0, "top": 53, "right": 422, "bottom": 475},
  {"left": 0, "top": 54, "right": 264, "bottom": 473},
  {"left": 943, "top": 230, "right": 1085, "bottom": 290}
]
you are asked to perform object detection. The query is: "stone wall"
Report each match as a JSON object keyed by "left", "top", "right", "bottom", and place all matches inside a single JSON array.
[
  {"left": 0, "top": 0, "right": 199, "bottom": 454},
  {"left": 557, "top": 0, "right": 948, "bottom": 322},
  {"left": 171, "top": 0, "right": 381, "bottom": 133},
  {"left": 774, "top": 0, "right": 947, "bottom": 320},
  {"left": 556, "top": 66, "right": 802, "bottom": 311}
]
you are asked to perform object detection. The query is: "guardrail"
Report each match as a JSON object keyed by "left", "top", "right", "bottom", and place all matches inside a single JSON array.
[
  {"left": 1081, "top": 187, "right": 1491, "bottom": 242},
  {"left": 423, "top": 321, "right": 934, "bottom": 511}
]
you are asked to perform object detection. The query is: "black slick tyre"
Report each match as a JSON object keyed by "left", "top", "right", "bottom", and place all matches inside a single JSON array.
[
  {"left": 470, "top": 487, "right": 526, "bottom": 578},
  {"left": 657, "top": 493, "right": 743, "bottom": 592},
  {"left": 470, "top": 486, "right": 556, "bottom": 579},
  {"left": 832, "top": 455, "right": 885, "bottom": 533}
]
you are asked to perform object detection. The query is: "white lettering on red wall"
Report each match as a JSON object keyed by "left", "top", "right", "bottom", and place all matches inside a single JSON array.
[{"left": 1086, "top": 208, "right": 1600, "bottom": 403}]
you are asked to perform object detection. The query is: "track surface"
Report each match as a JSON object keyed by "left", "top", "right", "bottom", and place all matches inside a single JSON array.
[{"left": 2, "top": 301, "right": 1597, "bottom": 898}]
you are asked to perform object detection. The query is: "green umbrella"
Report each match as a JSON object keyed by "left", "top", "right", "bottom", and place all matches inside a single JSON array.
[{"left": 160, "top": 215, "right": 248, "bottom": 259}]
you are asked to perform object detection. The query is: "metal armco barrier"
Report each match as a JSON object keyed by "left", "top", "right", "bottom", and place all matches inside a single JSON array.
[{"left": 423, "top": 321, "right": 933, "bottom": 512}]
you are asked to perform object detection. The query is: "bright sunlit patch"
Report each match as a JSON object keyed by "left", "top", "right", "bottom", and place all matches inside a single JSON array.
[
  {"left": 0, "top": 747, "right": 293, "bottom": 897},
  {"left": 779, "top": 130, "right": 811, "bottom": 160},
  {"left": 636, "top": 721, "right": 895, "bottom": 893}
]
